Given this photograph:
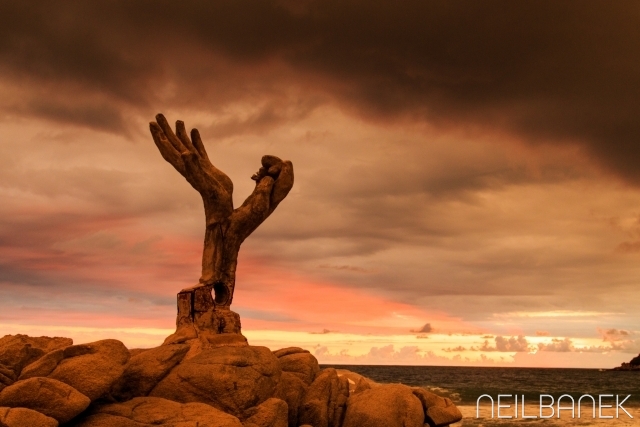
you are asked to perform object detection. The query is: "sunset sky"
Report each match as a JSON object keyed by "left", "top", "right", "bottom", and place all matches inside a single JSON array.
[{"left": 2, "top": 1, "right": 640, "bottom": 368}]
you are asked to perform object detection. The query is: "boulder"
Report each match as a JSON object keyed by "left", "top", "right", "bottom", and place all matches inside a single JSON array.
[
  {"left": 0, "top": 335, "right": 71, "bottom": 376},
  {"left": 426, "top": 404, "right": 463, "bottom": 427},
  {"left": 0, "top": 377, "right": 90, "bottom": 424},
  {"left": 150, "top": 345, "right": 281, "bottom": 419},
  {"left": 110, "top": 343, "right": 189, "bottom": 401},
  {"left": 243, "top": 398, "right": 288, "bottom": 427},
  {"left": 48, "top": 339, "right": 130, "bottom": 401},
  {"left": 19, "top": 349, "right": 64, "bottom": 380},
  {"left": 298, "top": 368, "right": 349, "bottom": 427},
  {"left": 73, "top": 396, "right": 243, "bottom": 427},
  {"left": 273, "top": 372, "right": 307, "bottom": 427},
  {"left": 0, "top": 407, "right": 58, "bottom": 427},
  {"left": 342, "top": 384, "right": 424, "bottom": 427},
  {"left": 411, "top": 388, "right": 462, "bottom": 427},
  {"left": 276, "top": 351, "right": 319, "bottom": 386}
]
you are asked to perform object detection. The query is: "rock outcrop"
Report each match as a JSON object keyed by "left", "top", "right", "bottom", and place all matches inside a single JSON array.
[
  {"left": 0, "top": 332, "right": 464, "bottom": 427},
  {"left": 612, "top": 353, "right": 640, "bottom": 371}
]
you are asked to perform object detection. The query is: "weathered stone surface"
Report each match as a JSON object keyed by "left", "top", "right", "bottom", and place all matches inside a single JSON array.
[
  {"left": 110, "top": 344, "right": 189, "bottom": 401},
  {"left": 0, "top": 335, "right": 72, "bottom": 376},
  {"left": 411, "top": 388, "right": 462, "bottom": 426},
  {"left": 0, "top": 366, "right": 16, "bottom": 392},
  {"left": 352, "top": 377, "right": 371, "bottom": 394},
  {"left": 342, "top": 384, "right": 424, "bottom": 427},
  {"left": 197, "top": 331, "right": 248, "bottom": 348},
  {"left": 426, "top": 404, "right": 463, "bottom": 427},
  {"left": 273, "top": 372, "right": 307, "bottom": 427},
  {"left": 48, "top": 339, "right": 129, "bottom": 401},
  {"left": 277, "top": 352, "right": 319, "bottom": 386},
  {"left": 298, "top": 368, "right": 349, "bottom": 427},
  {"left": 0, "top": 377, "right": 90, "bottom": 424},
  {"left": 128, "top": 348, "right": 151, "bottom": 358},
  {"left": 243, "top": 398, "right": 288, "bottom": 427},
  {"left": 412, "top": 387, "right": 448, "bottom": 409},
  {"left": 150, "top": 345, "right": 281, "bottom": 419},
  {"left": 272, "top": 347, "right": 308, "bottom": 358},
  {"left": 19, "top": 349, "right": 64, "bottom": 380},
  {"left": 74, "top": 397, "right": 243, "bottom": 427},
  {"left": 0, "top": 406, "right": 59, "bottom": 427}
]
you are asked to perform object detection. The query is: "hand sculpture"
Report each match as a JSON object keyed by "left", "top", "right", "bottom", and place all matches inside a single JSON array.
[{"left": 150, "top": 114, "right": 294, "bottom": 308}]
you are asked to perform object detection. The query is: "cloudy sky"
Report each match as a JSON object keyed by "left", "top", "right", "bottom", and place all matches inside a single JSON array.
[{"left": 2, "top": 1, "right": 640, "bottom": 368}]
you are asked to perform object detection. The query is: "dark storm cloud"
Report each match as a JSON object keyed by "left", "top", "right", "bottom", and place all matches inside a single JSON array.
[{"left": 1, "top": 1, "right": 639, "bottom": 180}]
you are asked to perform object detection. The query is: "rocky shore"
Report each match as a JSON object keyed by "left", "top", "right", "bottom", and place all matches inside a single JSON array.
[
  {"left": 0, "top": 331, "right": 462, "bottom": 427},
  {"left": 612, "top": 354, "right": 640, "bottom": 371}
]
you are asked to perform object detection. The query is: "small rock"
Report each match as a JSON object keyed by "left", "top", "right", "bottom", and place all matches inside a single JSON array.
[
  {"left": 425, "top": 400, "right": 462, "bottom": 427},
  {"left": 0, "top": 406, "right": 59, "bottom": 427},
  {"left": 0, "top": 377, "right": 90, "bottom": 424},
  {"left": 243, "top": 398, "right": 288, "bottom": 427},
  {"left": 411, "top": 388, "right": 462, "bottom": 426}
]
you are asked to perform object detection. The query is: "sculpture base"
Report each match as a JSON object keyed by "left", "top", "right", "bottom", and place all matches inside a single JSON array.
[{"left": 162, "top": 283, "right": 246, "bottom": 347}]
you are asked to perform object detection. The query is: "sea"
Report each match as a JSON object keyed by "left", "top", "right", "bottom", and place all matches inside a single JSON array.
[{"left": 322, "top": 365, "right": 640, "bottom": 426}]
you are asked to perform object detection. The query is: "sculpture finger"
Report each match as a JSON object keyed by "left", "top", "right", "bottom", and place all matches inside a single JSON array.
[
  {"left": 155, "top": 113, "right": 187, "bottom": 153},
  {"left": 150, "top": 122, "right": 186, "bottom": 175},
  {"left": 191, "top": 129, "right": 210, "bottom": 160},
  {"left": 175, "top": 120, "right": 198, "bottom": 155},
  {"left": 270, "top": 160, "right": 294, "bottom": 212},
  {"left": 192, "top": 128, "right": 234, "bottom": 195}
]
